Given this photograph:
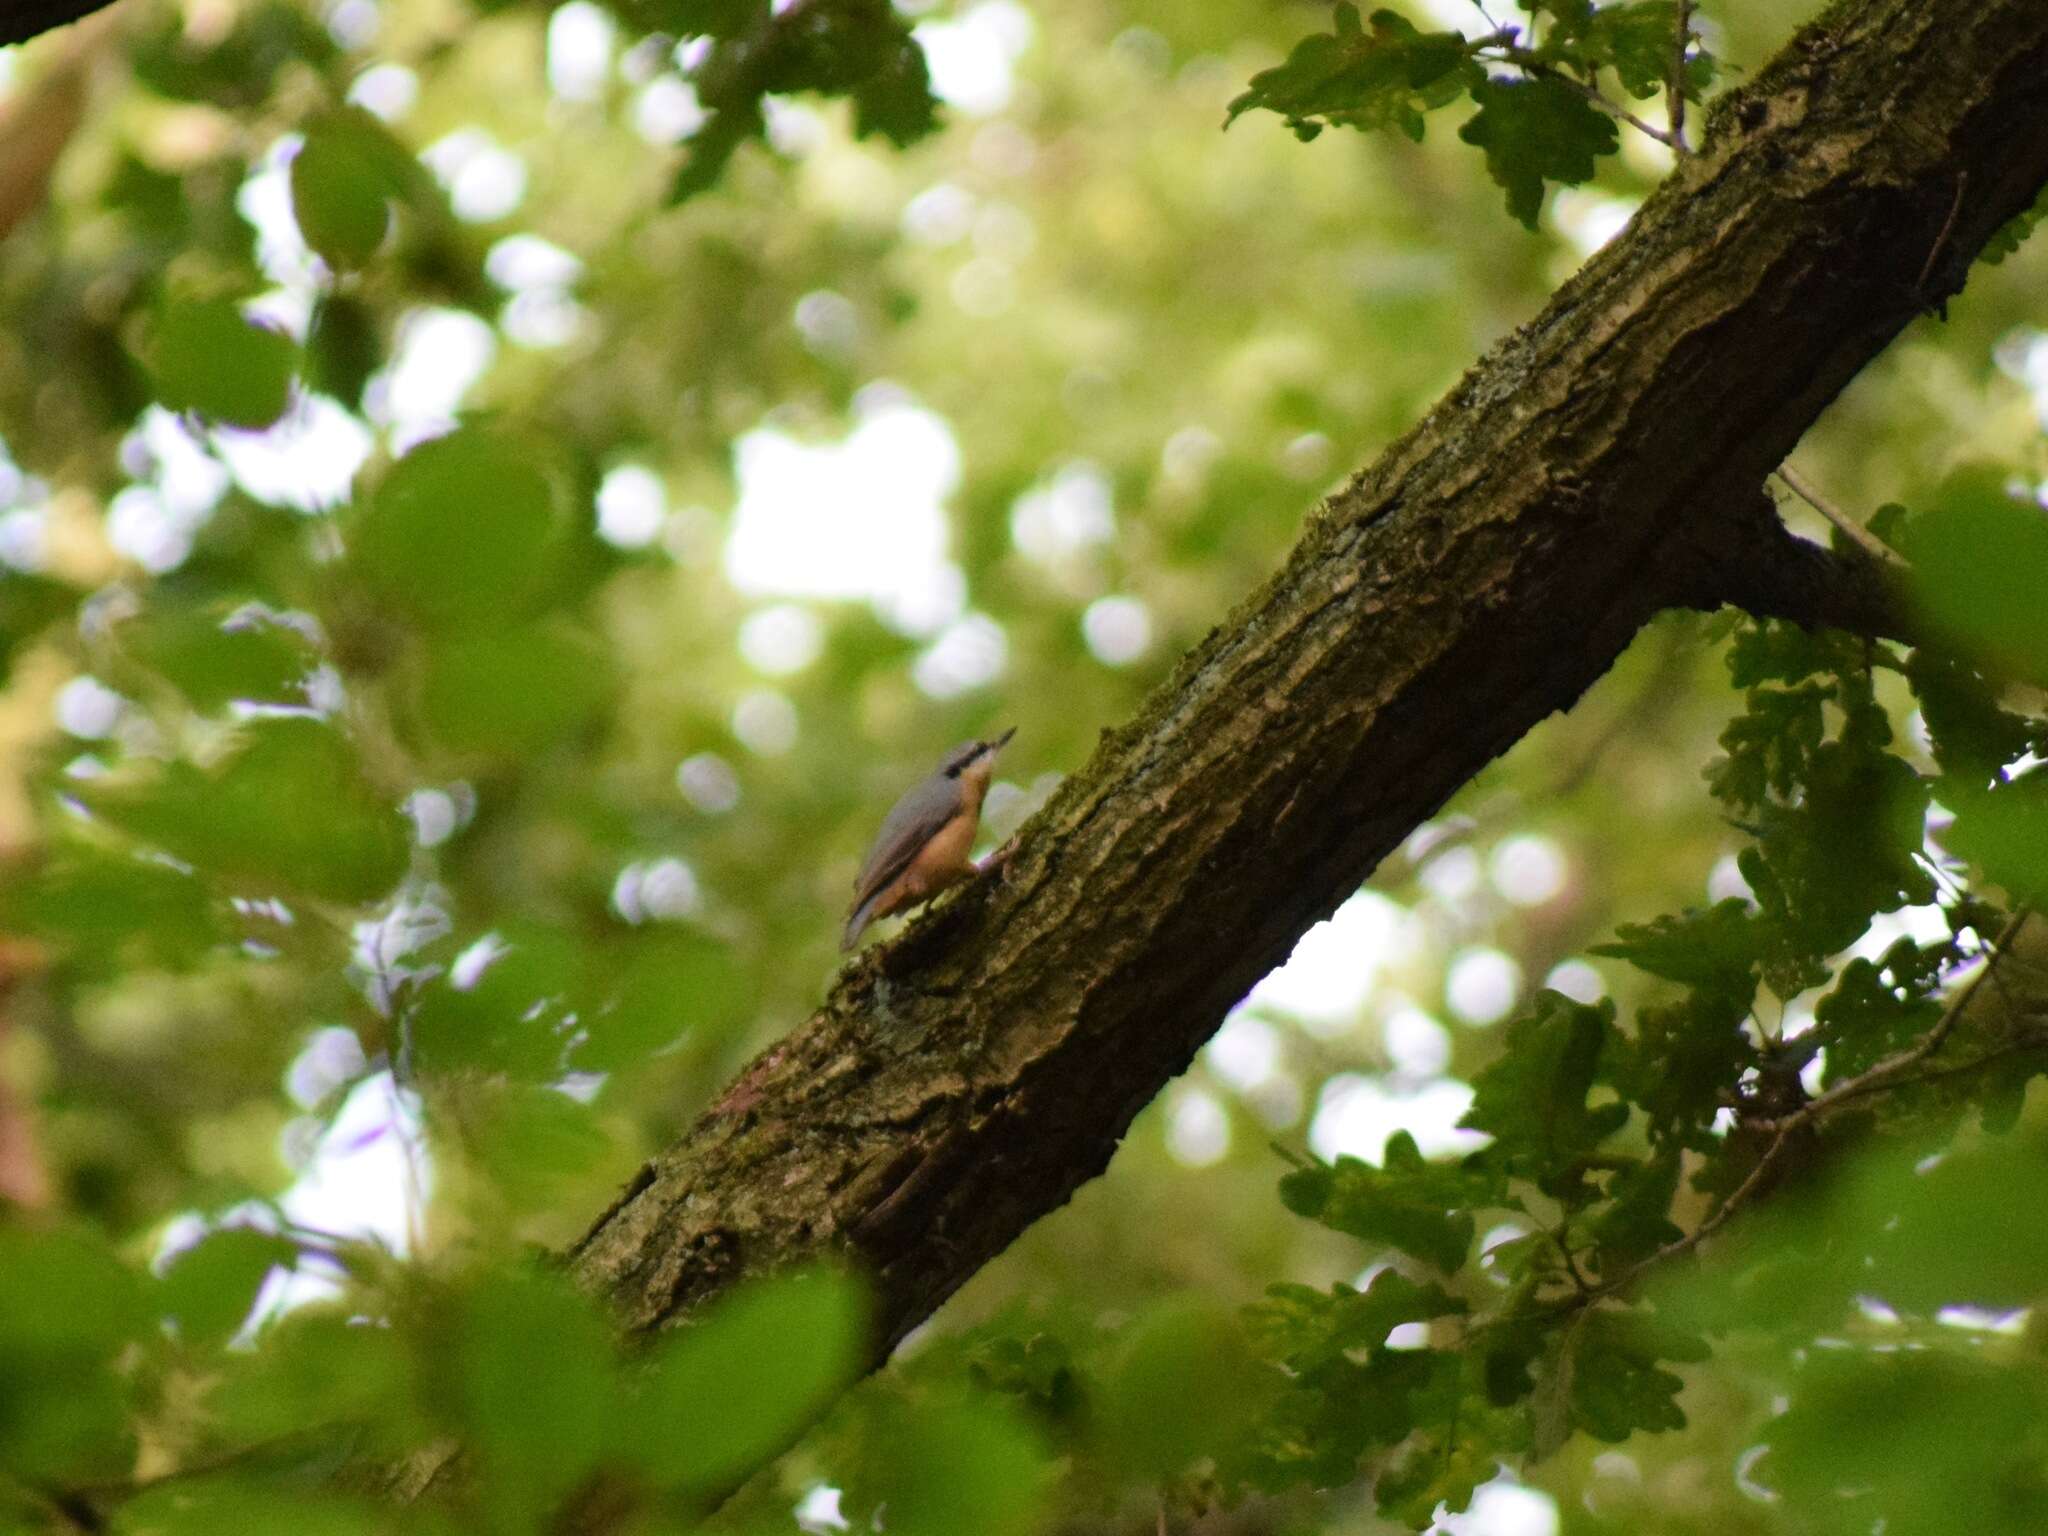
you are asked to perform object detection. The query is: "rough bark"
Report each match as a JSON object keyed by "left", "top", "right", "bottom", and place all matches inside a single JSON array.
[{"left": 568, "top": 0, "right": 2048, "bottom": 1370}]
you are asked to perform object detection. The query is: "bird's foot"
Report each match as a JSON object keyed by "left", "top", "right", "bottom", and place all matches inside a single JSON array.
[{"left": 981, "top": 837, "right": 1022, "bottom": 885}]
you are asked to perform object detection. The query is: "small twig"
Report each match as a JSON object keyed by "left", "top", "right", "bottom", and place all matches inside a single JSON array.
[
  {"left": 1491, "top": 48, "right": 1683, "bottom": 149},
  {"left": 1552, "top": 1227, "right": 1594, "bottom": 1294},
  {"left": 1775, "top": 464, "right": 1905, "bottom": 568},
  {"left": 1469, "top": 2, "right": 1509, "bottom": 37},
  {"left": 1916, "top": 172, "right": 1968, "bottom": 291},
  {"left": 1668, "top": 0, "right": 1695, "bottom": 155}
]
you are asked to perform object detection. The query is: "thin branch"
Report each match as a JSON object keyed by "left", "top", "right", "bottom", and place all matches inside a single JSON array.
[
  {"left": 1776, "top": 464, "right": 1906, "bottom": 568},
  {"left": 1552, "top": 1226, "right": 1595, "bottom": 1294},
  {"left": 1667, "top": 1, "right": 1695, "bottom": 154},
  {"left": 1917, "top": 172, "right": 1969, "bottom": 290},
  {"left": 1489, "top": 47, "right": 1683, "bottom": 149},
  {"left": 1668, "top": 487, "right": 1913, "bottom": 642}
]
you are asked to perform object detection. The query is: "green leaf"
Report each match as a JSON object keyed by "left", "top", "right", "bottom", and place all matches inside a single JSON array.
[
  {"left": 212, "top": 1310, "right": 418, "bottom": 1453},
  {"left": 1250, "top": 1269, "right": 1465, "bottom": 1372},
  {"left": 1594, "top": 3, "right": 1687, "bottom": 99},
  {"left": 126, "top": 601, "right": 317, "bottom": 713},
  {"left": 1593, "top": 901, "right": 1760, "bottom": 999},
  {"left": 351, "top": 427, "right": 564, "bottom": 633},
  {"left": 0, "top": 1227, "right": 151, "bottom": 1359},
  {"left": 1947, "top": 769, "right": 2048, "bottom": 908},
  {"left": 146, "top": 297, "right": 298, "bottom": 429},
  {"left": 1278, "top": 1132, "right": 1488, "bottom": 1272},
  {"left": 670, "top": 106, "right": 758, "bottom": 203},
  {"left": 1762, "top": 1346, "right": 2048, "bottom": 1534},
  {"left": 1245, "top": 1347, "right": 1436, "bottom": 1493},
  {"left": 1462, "top": 991, "right": 1628, "bottom": 1184},
  {"left": 290, "top": 114, "right": 397, "bottom": 268},
  {"left": 851, "top": 28, "right": 940, "bottom": 146},
  {"left": 1564, "top": 1306, "right": 1704, "bottom": 1442},
  {"left": 1098, "top": 1300, "right": 1270, "bottom": 1477},
  {"left": 962, "top": 1322, "right": 1084, "bottom": 1428},
  {"left": 1709, "top": 682, "right": 1828, "bottom": 811},
  {"left": 1587, "top": 1152, "right": 1683, "bottom": 1271},
  {"left": 1540, "top": 1, "right": 1694, "bottom": 101},
  {"left": 1898, "top": 468, "right": 2048, "bottom": 684},
  {"left": 409, "top": 923, "right": 587, "bottom": 1080},
  {"left": 6, "top": 851, "right": 223, "bottom": 975},
  {"left": 1740, "top": 739, "right": 1936, "bottom": 981},
  {"left": 1907, "top": 647, "right": 2035, "bottom": 784},
  {"left": 116, "top": 1477, "right": 386, "bottom": 1536},
  {"left": 1979, "top": 184, "right": 2048, "bottom": 266},
  {"left": 575, "top": 934, "right": 751, "bottom": 1074},
  {"left": 87, "top": 718, "right": 407, "bottom": 905},
  {"left": 456, "top": 1269, "right": 616, "bottom": 1521},
  {"left": 1607, "top": 988, "right": 1752, "bottom": 1150},
  {"left": 1726, "top": 620, "right": 1847, "bottom": 689},
  {"left": 664, "top": 0, "right": 937, "bottom": 201},
  {"left": 1458, "top": 76, "right": 1617, "bottom": 229},
  {"left": 417, "top": 619, "right": 612, "bottom": 755},
  {"left": 0, "top": 1228, "right": 151, "bottom": 1481},
  {"left": 128, "top": 2, "right": 338, "bottom": 108},
  {"left": 1858, "top": 1139, "right": 2048, "bottom": 1313},
  {"left": 1373, "top": 1356, "right": 1510, "bottom": 1528},
  {"left": 1812, "top": 941, "right": 1944, "bottom": 1083},
  {"left": 1226, "top": 7, "right": 1479, "bottom": 144},
  {"left": 304, "top": 294, "right": 382, "bottom": 406},
  {"left": 461, "top": 1082, "right": 614, "bottom": 1214},
  {"left": 158, "top": 1227, "right": 301, "bottom": 1348},
  {"left": 843, "top": 1392, "right": 1049, "bottom": 1536},
  {"left": 671, "top": 0, "right": 767, "bottom": 39},
  {"left": 631, "top": 1267, "right": 867, "bottom": 1493}
]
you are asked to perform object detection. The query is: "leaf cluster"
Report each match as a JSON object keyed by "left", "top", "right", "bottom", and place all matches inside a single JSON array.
[{"left": 1227, "top": 1, "right": 1717, "bottom": 226}]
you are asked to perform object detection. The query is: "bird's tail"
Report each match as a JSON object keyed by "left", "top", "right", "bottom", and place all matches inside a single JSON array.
[{"left": 842, "top": 894, "right": 883, "bottom": 952}]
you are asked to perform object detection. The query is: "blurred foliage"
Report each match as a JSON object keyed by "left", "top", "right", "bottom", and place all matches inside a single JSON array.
[{"left": 0, "top": 0, "right": 2044, "bottom": 1532}]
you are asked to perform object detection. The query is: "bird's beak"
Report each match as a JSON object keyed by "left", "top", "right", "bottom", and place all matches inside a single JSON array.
[{"left": 989, "top": 726, "right": 1017, "bottom": 752}]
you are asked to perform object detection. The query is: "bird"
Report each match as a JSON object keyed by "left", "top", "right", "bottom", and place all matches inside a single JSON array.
[{"left": 842, "top": 728, "right": 1016, "bottom": 951}]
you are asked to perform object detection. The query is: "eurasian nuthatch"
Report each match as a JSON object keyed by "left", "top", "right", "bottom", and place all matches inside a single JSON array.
[{"left": 842, "top": 728, "right": 1015, "bottom": 951}]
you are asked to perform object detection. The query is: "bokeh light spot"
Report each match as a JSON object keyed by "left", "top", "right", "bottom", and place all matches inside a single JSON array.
[{"left": 1446, "top": 947, "right": 1521, "bottom": 1026}]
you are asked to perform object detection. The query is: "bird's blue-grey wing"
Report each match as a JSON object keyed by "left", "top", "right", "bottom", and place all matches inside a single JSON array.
[{"left": 850, "top": 776, "right": 961, "bottom": 913}]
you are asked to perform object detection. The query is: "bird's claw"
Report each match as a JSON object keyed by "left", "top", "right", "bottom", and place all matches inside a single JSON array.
[{"left": 982, "top": 838, "right": 1022, "bottom": 885}]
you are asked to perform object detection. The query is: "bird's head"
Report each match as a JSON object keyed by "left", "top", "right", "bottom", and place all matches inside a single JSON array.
[{"left": 939, "top": 726, "right": 1016, "bottom": 783}]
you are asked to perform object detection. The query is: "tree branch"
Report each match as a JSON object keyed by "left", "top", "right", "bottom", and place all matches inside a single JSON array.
[
  {"left": 562, "top": 0, "right": 2048, "bottom": 1379},
  {"left": 1665, "top": 489, "right": 1914, "bottom": 641}
]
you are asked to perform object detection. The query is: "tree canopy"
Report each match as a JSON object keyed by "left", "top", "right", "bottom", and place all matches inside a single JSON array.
[{"left": 0, "top": 1, "right": 2046, "bottom": 1534}]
